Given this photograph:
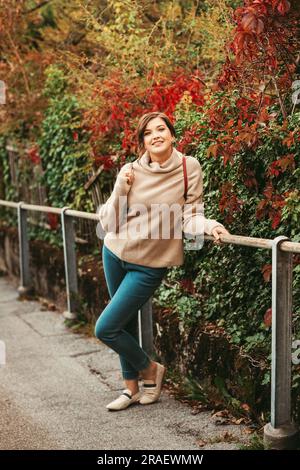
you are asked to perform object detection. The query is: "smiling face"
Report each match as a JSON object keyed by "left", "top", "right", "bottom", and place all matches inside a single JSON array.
[{"left": 143, "top": 117, "right": 174, "bottom": 157}]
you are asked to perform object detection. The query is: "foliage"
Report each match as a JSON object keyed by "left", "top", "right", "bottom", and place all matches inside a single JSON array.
[
  {"left": 0, "top": 135, "right": 17, "bottom": 201},
  {"left": 37, "top": 65, "right": 93, "bottom": 211},
  {"left": 239, "top": 432, "right": 265, "bottom": 450},
  {"left": 0, "top": 135, "right": 18, "bottom": 225}
]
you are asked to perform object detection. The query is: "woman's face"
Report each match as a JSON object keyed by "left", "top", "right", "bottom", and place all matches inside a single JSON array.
[{"left": 143, "top": 117, "right": 174, "bottom": 156}]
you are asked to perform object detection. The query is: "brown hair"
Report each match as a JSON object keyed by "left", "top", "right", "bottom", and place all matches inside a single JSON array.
[{"left": 135, "top": 112, "right": 176, "bottom": 158}]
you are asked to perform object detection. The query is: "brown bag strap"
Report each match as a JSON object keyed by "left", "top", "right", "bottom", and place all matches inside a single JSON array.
[{"left": 182, "top": 156, "right": 188, "bottom": 200}]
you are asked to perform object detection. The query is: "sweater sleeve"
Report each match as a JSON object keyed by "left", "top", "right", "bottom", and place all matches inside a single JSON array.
[
  {"left": 97, "top": 163, "right": 132, "bottom": 233},
  {"left": 182, "top": 158, "right": 225, "bottom": 236}
]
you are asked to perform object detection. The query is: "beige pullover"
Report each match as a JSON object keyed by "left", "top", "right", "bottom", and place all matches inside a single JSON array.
[{"left": 98, "top": 147, "right": 224, "bottom": 267}]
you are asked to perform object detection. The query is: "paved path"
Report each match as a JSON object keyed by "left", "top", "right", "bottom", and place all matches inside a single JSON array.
[{"left": 0, "top": 276, "right": 250, "bottom": 450}]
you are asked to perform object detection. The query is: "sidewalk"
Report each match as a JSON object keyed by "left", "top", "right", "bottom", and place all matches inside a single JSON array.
[{"left": 0, "top": 276, "right": 250, "bottom": 450}]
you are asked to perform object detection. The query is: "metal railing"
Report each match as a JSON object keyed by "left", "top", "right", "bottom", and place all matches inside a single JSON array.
[{"left": 0, "top": 199, "right": 299, "bottom": 449}]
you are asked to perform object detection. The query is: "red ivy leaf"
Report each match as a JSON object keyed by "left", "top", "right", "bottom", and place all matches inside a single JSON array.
[
  {"left": 27, "top": 146, "right": 41, "bottom": 165},
  {"left": 47, "top": 213, "right": 59, "bottom": 230},
  {"left": 179, "top": 278, "right": 195, "bottom": 294},
  {"left": 271, "top": 210, "right": 282, "bottom": 229},
  {"left": 262, "top": 264, "right": 272, "bottom": 282},
  {"left": 207, "top": 144, "right": 219, "bottom": 158},
  {"left": 264, "top": 308, "right": 272, "bottom": 327},
  {"left": 282, "top": 132, "right": 295, "bottom": 148},
  {"left": 277, "top": 0, "right": 291, "bottom": 15},
  {"left": 241, "top": 12, "right": 264, "bottom": 34}
]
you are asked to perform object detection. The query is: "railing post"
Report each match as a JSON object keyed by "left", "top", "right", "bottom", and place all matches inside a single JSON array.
[
  {"left": 17, "top": 201, "right": 32, "bottom": 296},
  {"left": 61, "top": 207, "right": 79, "bottom": 320},
  {"left": 264, "top": 236, "right": 299, "bottom": 449},
  {"left": 138, "top": 298, "right": 154, "bottom": 356}
]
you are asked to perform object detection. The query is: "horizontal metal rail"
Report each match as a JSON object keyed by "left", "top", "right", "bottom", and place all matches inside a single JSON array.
[{"left": 1, "top": 200, "right": 300, "bottom": 254}]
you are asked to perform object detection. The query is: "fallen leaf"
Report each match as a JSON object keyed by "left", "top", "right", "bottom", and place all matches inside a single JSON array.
[
  {"left": 243, "top": 428, "right": 255, "bottom": 434},
  {"left": 241, "top": 403, "right": 251, "bottom": 412},
  {"left": 222, "top": 431, "right": 235, "bottom": 442},
  {"left": 215, "top": 418, "right": 231, "bottom": 425},
  {"left": 196, "top": 439, "right": 207, "bottom": 447}
]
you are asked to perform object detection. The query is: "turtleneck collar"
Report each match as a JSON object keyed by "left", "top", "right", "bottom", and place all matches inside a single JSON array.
[{"left": 138, "top": 146, "right": 184, "bottom": 173}]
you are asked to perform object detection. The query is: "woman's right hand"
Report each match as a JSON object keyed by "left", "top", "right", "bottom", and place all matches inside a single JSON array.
[{"left": 123, "top": 166, "right": 135, "bottom": 186}]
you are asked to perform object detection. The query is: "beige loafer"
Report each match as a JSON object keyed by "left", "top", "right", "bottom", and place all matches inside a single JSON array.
[
  {"left": 139, "top": 362, "right": 166, "bottom": 405},
  {"left": 106, "top": 389, "right": 141, "bottom": 411}
]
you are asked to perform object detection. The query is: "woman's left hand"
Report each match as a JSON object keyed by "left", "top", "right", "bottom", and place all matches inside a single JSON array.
[{"left": 211, "top": 226, "right": 230, "bottom": 245}]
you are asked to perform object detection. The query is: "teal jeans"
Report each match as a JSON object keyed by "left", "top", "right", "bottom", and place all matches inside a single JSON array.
[{"left": 95, "top": 244, "right": 168, "bottom": 380}]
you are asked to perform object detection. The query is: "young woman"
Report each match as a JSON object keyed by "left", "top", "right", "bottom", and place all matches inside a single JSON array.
[{"left": 95, "top": 111, "right": 230, "bottom": 411}]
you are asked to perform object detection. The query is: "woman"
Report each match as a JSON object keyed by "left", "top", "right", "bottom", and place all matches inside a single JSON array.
[{"left": 95, "top": 111, "right": 230, "bottom": 411}]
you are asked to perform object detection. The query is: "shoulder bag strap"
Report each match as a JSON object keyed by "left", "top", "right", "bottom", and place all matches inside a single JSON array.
[{"left": 182, "top": 156, "right": 188, "bottom": 201}]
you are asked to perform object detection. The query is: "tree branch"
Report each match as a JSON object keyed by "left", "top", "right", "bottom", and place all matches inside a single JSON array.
[{"left": 23, "top": 1, "right": 52, "bottom": 15}]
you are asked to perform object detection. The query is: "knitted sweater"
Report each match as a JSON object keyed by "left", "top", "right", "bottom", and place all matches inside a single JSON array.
[{"left": 97, "top": 147, "right": 225, "bottom": 267}]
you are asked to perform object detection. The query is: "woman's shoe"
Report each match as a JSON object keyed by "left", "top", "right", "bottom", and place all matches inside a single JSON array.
[
  {"left": 139, "top": 362, "right": 166, "bottom": 405},
  {"left": 106, "top": 389, "right": 141, "bottom": 411}
]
